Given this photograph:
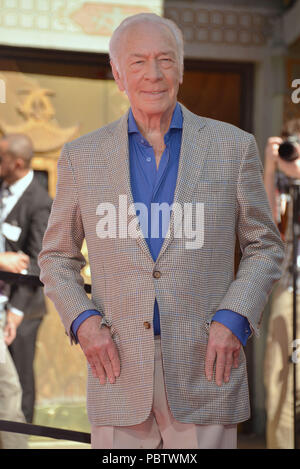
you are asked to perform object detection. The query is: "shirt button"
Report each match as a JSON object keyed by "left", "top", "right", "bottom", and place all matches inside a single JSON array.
[
  {"left": 143, "top": 321, "right": 151, "bottom": 330},
  {"left": 146, "top": 157, "right": 151, "bottom": 162},
  {"left": 153, "top": 271, "right": 161, "bottom": 279}
]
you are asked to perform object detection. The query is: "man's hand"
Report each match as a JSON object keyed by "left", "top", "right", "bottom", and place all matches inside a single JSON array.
[
  {"left": 0, "top": 252, "right": 29, "bottom": 273},
  {"left": 77, "top": 315, "right": 121, "bottom": 385},
  {"left": 205, "top": 321, "right": 241, "bottom": 386},
  {"left": 4, "top": 310, "right": 23, "bottom": 345}
]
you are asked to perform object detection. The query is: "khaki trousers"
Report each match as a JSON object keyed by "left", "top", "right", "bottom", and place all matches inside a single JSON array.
[
  {"left": 91, "top": 336, "right": 237, "bottom": 449},
  {"left": 0, "top": 321, "right": 28, "bottom": 449},
  {"left": 264, "top": 283, "right": 300, "bottom": 449}
]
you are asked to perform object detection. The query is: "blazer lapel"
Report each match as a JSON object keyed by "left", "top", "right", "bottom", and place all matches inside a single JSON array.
[
  {"left": 106, "top": 111, "right": 154, "bottom": 263},
  {"left": 155, "top": 104, "right": 209, "bottom": 263}
]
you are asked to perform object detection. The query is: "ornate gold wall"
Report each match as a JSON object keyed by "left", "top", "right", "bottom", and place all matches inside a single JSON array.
[{"left": 0, "top": 69, "right": 129, "bottom": 432}]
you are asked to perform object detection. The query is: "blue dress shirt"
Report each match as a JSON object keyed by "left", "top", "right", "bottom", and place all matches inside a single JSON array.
[{"left": 71, "top": 103, "right": 251, "bottom": 346}]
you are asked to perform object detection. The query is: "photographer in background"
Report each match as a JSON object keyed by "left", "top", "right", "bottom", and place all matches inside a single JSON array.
[{"left": 264, "top": 118, "right": 300, "bottom": 449}]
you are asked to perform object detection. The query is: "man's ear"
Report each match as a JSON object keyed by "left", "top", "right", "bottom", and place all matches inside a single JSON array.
[
  {"left": 110, "top": 60, "right": 125, "bottom": 92},
  {"left": 15, "top": 157, "right": 25, "bottom": 171}
]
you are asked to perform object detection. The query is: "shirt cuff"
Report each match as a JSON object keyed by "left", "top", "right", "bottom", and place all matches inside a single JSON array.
[
  {"left": 9, "top": 306, "right": 24, "bottom": 317},
  {"left": 212, "top": 309, "right": 251, "bottom": 346},
  {"left": 71, "top": 309, "right": 103, "bottom": 344}
]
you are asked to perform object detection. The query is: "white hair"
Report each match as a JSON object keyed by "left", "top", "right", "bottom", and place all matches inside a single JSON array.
[{"left": 109, "top": 13, "right": 184, "bottom": 75}]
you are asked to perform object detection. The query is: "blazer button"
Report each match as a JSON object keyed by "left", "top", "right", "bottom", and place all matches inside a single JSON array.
[
  {"left": 153, "top": 270, "right": 161, "bottom": 279},
  {"left": 143, "top": 321, "right": 151, "bottom": 329}
]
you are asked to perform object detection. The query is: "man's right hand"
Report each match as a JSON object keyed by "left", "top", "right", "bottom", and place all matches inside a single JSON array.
[
  {"left": 77, "top": 315, "right": 121, "bottom": 385},
  {"left": 0, "top": 252, "right": 30, "bottom": 273}
]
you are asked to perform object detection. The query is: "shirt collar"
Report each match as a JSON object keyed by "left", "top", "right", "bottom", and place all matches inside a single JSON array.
[
  {"left": 128, "top": 102, "right": 183, "bottom": 135},
  {"left": 3, "top": 170, "right": 34, "bottom": 196}
]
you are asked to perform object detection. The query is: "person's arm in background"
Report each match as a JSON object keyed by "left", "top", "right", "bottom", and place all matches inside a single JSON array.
[
  {"left": 0, "top": 251, "right": 30, "bottom": 345},
  {"left": 0, "top": 251, "right": 29, "bottom": 274},
  {"left": 263, "top": 137, "right": 282, "bottom": 222},
  {"left": 264, "top": 137, "right": 300, "bottom": 227}
]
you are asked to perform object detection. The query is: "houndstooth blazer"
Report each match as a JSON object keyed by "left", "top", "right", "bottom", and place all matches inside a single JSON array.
[{"left": 38, "top": 103, "right": 284, "bottom": 426}]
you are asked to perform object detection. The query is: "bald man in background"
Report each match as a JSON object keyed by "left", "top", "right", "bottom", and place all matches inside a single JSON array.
[{"left": 0, "top": 134, "right": 52, "bottom": 424}]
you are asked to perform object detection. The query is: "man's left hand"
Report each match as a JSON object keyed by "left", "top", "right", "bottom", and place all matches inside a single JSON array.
[{"left": 205, "top": 321, "right": 241, "bottom": 386}]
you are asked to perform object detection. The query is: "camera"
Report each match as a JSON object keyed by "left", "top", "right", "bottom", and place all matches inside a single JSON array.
[{"left": 278, "top": 136, "right": 300, "bottom": 162}]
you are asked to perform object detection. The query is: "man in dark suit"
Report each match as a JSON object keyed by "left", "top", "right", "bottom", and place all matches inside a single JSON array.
[{"left": 0, "top": 133, "right": 52, "bottom": 423}]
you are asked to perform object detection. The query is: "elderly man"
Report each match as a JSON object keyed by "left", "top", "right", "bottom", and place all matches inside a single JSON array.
[{"left": 38, "top": 13, "right": 284, "bottom": 449}]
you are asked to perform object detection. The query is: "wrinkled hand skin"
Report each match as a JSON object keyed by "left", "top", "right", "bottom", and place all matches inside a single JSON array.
[
  {"left": 205, "top": 321, "right": 241, "bottom": 386},
  {"left": 77, "top": 315, "right": 121, "bottom": 385}
]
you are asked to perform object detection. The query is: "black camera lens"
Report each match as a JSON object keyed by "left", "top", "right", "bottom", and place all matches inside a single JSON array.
[{"left": 278, "top": 136, "right": 300, "bottom": 162}]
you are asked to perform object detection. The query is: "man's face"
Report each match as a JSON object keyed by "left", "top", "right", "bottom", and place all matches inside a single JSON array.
[
  {"left": 111, "top": 22, "right": 183, "bottom": 117},
  {"left": 0, "top": 141, "right": 18, "bottom": 183}
]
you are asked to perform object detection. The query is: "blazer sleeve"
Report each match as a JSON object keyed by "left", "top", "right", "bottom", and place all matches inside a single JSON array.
[
  {"left": 38, "top": 143, "right": 98, "bottom": 343},
  {"left": 216, "top": 133, "right": 284, "bottom": 336}
]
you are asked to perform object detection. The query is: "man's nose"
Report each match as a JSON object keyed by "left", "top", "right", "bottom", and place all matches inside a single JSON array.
[{"left": 144, "top": 59, "right": 163, "bottom": 81}]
